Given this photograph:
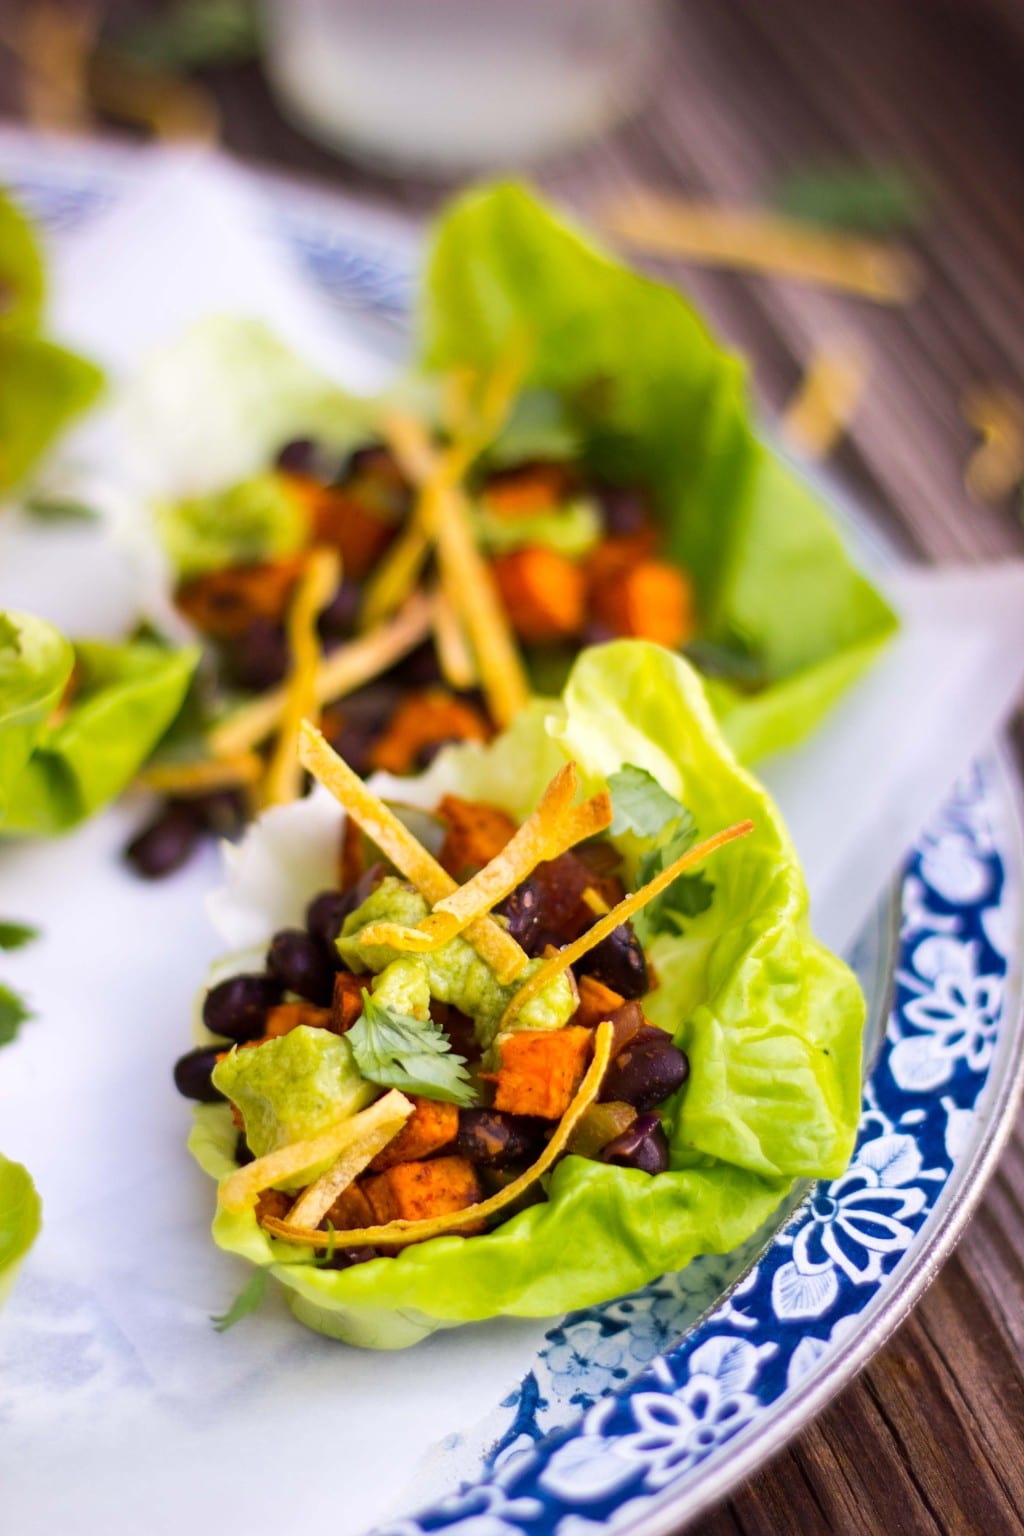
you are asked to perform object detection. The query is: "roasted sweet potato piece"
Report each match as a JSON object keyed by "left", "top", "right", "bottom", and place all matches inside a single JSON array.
[
  {"left": 255, "top": 1188, "right": 292, "bottom": 1223},
  {"left": 437, "top": 794, "right": 517, "bottom": 879},
  {"left": 491, "top": 546, "right": 585, "bottom": 643},
  {"left": 284, "top": 477, "right": 396, "bottom": 579},
  {"left": 262, "top": 1002, "right": 332, "bottom": 1039},
  {"left": 175, "top": 557, "right": 304, "bottom": 640},
  {"left": 324, "top": 1180, "right": 376, "bottom": 1231},
  {"left": 590, "top": 558, "right": 696, "bottom": 650},
  {"left": 369, "top": 1095, "right": 459, "bottom": 1172},
  {"left": 481, "top": 461, "right": 576, "bottom": 518},
  {"left": 491, "top": 1026, "right": 592, "bottom": 1120},
  {"left": 573, "top": 975, "right": 626, "bottom": 1031},
  {"left": 583, "top": 531, "right": 658, "bottom": 587},
  {"left": 330, "top": 972, "right": 366, "bottom": 1034},
  {"left": 368, "top": 689, "right": 490, "bottom": 776},
  {"left": 363, "top": 1154, "right": 481, "bottom": 1224}
]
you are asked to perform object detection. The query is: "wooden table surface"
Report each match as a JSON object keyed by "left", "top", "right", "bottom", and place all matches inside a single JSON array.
[{"left": 4, "top": 1, "right": 1024, "bottom": 1530}]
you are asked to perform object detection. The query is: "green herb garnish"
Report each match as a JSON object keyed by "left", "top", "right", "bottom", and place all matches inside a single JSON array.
[
  {"left": 774, "top": 165, "right": 927, "bottom": 236},
  {"left": 349, "top": 991, "right": 475, "bottom": 1106},
  {"left": 0, "top": 985, "right": 31, "bottom": 1048},
  {"left": 608, "top": 766, "right": 715, "bottom": 940},
  {"left": 0, "top": 921, "right": 37, "bottom": 952},
  {"left": 211, "top": 1269, "right": 267, "bottom": 1332}
]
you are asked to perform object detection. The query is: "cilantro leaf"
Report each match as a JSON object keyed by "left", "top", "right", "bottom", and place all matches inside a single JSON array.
[
  {"left": 0, "top": 985, "right": 31, "bottom": 1048},
  {"left": 0, "top": 921, "right": 37, "bottom": 951},
  {"left": 774, "top": 165, "right": 927, "bottom": 236},
  {"left": 349, "top": 991, "right": 475, "bottom": 1106},
  {"left": 609, "top": 765, "right": 716, "bottom": 942},
  {"left": 608, "top": 765, "right": 690, "bottom": 839},
  {"left": 119, "top": 0, "right": 260, "bottom": 71},
  {"left": 23, "top": 494, "right": 99, "bottom": 524},
  {"left": 211, "top": 1269, "right": 267, "bottom": 1332}
]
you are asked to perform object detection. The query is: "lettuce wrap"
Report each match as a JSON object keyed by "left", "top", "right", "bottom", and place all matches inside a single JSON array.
[
  {"left": 0, "top": 1152, "right": 41, "bottom": 1306},
  {"left": 189, "top": 641, "right": 864, "bottom": 1348},
  {"left": 0, "top": 188, "right": 103, "bottom": 498},
  {"left": 0, "top": 610, "right": 198, "bottom": 836},
  {"left": 422, "top": 183, "right": 898, "bottom": 762}
]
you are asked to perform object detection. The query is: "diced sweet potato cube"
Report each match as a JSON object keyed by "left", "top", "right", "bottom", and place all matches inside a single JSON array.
[
  {"left": 255, "top": 1188, "right": 292, "bottom": 1224},
  {"left": 262, "top": 1002, "right": 332, "bottom": 1040},
  {"left": 573, "top": 975, "right": 626, "bottom": 1030},
  {"left": 491, "top": 1027, "right": 592, "bottom": 1120},
  {"left": 363, "top": 1155, "right": 481, "bottom": 1224},
  {"left": 491, "top": 546, "right": 585, "bottom": 643},
  {"left": 369, "top": 1096, "right": 459, "bottom": 1172},
  {"left": 330, "top": 972, "right": 367, "bottom": 1034},
  {"left": 590, "top": 559, "right": 696, "bottom": 649},
  {"left": 482, "top": 462, "right": 576, "bottom": 518},
  {"left": 438, "top": 794, "right": 518, "bottom": 879},
  {"left": 369, "top": 689, "right": 489, "bottom": 776},
  {"left": 324, "top": 1181, "right": 376, "bottom": 1231},
  {"left": 175, "top": 557, "right": 304, "bottom": 639},
  {"left": 284, "top": 476, "right": 396, "bottom": 578}
]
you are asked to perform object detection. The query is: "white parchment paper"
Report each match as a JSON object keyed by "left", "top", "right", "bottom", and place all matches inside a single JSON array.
[{"left": 1, "top": 148, "right": 1023, "bottom": 1536}]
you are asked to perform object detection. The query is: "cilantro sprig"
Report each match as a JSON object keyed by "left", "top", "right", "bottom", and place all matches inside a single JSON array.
[
  {"left": 211, "top": 1269, "right": 267, "bottom": 1332},
  {"left": 607, "top": 766, "right": 715, "bottom": 942},
  {"left": 348, "top": 991, "right": 475, "bottom": 1107},
  {"left": 0, "top": 920, "right": 38, "bottom": 1048}
]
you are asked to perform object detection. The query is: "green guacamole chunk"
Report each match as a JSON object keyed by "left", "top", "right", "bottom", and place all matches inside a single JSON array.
[
  {"left": 337, "top": 876, "right": 576, "bottom": 1049},
  {"left": 212, "top": 1026, "right": 376, "bottom": 1177}
]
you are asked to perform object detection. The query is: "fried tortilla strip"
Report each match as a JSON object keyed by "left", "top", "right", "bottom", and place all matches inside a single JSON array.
[
  {"left": 261, "top": 1021, "right": 613, "bottom": 1248},
  {"left": 299, "top": 722, "right": 529, "bottom": 984},
  {"left": 431, "top": 581, "right": 478, "bottom": 691},
  {"left": 499, "top": 820, "right": 755, "bottom": 1031},
  {"left": 208, "top": 590, "right": 434, "bottom": 760},
  {"left": 286, "top": 1093, "right": 415, "bottom": 1228},
  {"left": 360, "top": 765, "right": 613, "bottom": 954},
  {"left": 138, "top": 751, "right": 263, "bottom": 796},
  {"left": 219, "top": 1089, "right": 413, "bottom": 1215},
  {"left": 262, "top": 546, "right": 341, "bottom": 808}
]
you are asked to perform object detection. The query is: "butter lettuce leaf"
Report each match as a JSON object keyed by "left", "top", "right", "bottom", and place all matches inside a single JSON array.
[
  {"left": 0, "top": 612, "right": 198, "bottom": 835},
  {"left": 196, "top": 641, "right": 864, "bottom": 1346},
  {"left": 421, "top": 182, "right": 897, "bottom": 761},
  {"left": 0, "top": 188, "right": 45, "bottom": 334},
  {"left": 0, "top": 1152, "right": 41, "bottom": 1305}
]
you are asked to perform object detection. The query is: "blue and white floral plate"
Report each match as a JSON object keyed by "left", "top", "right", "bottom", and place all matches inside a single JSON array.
[{"left": 3, "top": 133, "right": 1023, "bottom": 1536}]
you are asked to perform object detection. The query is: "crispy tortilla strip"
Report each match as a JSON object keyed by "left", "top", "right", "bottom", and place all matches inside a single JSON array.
[
  {"left": 138, "top": 751, "right": 263, "bottom": 796},
  {"left": 360, "top": 770, "right": 613, "bottom": 954},
  {"left": 262, "top": 547, "right": 341, "bottom": 808},
  {"left": 209, "top": 590, "right": 434, "bottom": 759},
  {"left": 431, "top": 581, "right": 478, "bottom": 691},
  {"left": 600, "top": 193, "right": 922, "bottom": 304},
  {"left": 963, "top": 385, "right": 1024, "bottom": 503},
  {"left": 219, "top": 1089, "right": 413, "bottom": 1215},
  {"left": 299, "top": 722, "right": 528, "bottom": 984},
  {"left": 434, "top": 477, "right": 530, "bottom": 727},
  {"left": 261, "top": 1021, "right": 613, "bottom": 1248},
  {"left": 782, "top": 341, "right": 867, "bottom": 460},
  {"left": 499, "top": 820, "right": 755, "bottom": 1031},
  {"left": 286, "top": 1093, "right": 414, "bottom": 1228}
]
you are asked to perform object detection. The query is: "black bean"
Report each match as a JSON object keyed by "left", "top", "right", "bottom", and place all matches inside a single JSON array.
[
  {"left": 575, "top": 923, "right": 649, "bottom": 999},
  {"left": 600, "top": 1026, "right": 689, "bottom": 1112},
  {"left": 318, "top": 1245, "right": 380, "bottom": 1270},
  {"left": 317, "top": 579, "right": 361, "bottom": 643},
  {"left": 267, "top": 928, "right": 335, "bottom": 1004},
  {"left": 227, "top": 618, "right": 288, "bottom": 692},
  {"left": 389, "top": 640, "right": 444, "bottom": 690},
  {"left": 203, "top": 973, "right": 283, "bottom": 1043},
  {"left": 601, "top": 1113, "right": 669, "bottom": 1174},
  {"left": 173, "top": 1046, "right": 225, "bottom": 1103},
  {"left": 455, "top": 1110, "right": 545, "bottom": 1168},
  {"left": 595, "top": 483, "right": 652, "bottom": 538},
  {"left": 126, "top": 802, "right": 203, "bottom": 879},
  {"left": 234, "top": 1132, "right": 254, "bottom": 1167},
  {"left": 305, "top": 890, "right": 351, "bottom": 956},
  {"left": 275, "top": 437, "right": 320, "bottom": 476}
]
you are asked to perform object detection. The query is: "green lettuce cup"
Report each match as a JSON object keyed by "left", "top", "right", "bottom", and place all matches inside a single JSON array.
[
  {"left": 0, "top": 610, "right": 199, "bottom": 836},
  {"left": 423, "top": 182, "right": 898, "bottom": 762},
  {"left": 0, "top": 1153, "right": 41, "bottom": 1307},
  {"left": 189, "top": 641, "right": 863, "bottom": 1348},
  {"left": 0, "top": 188, "right": 103, "bottom": 498}
]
